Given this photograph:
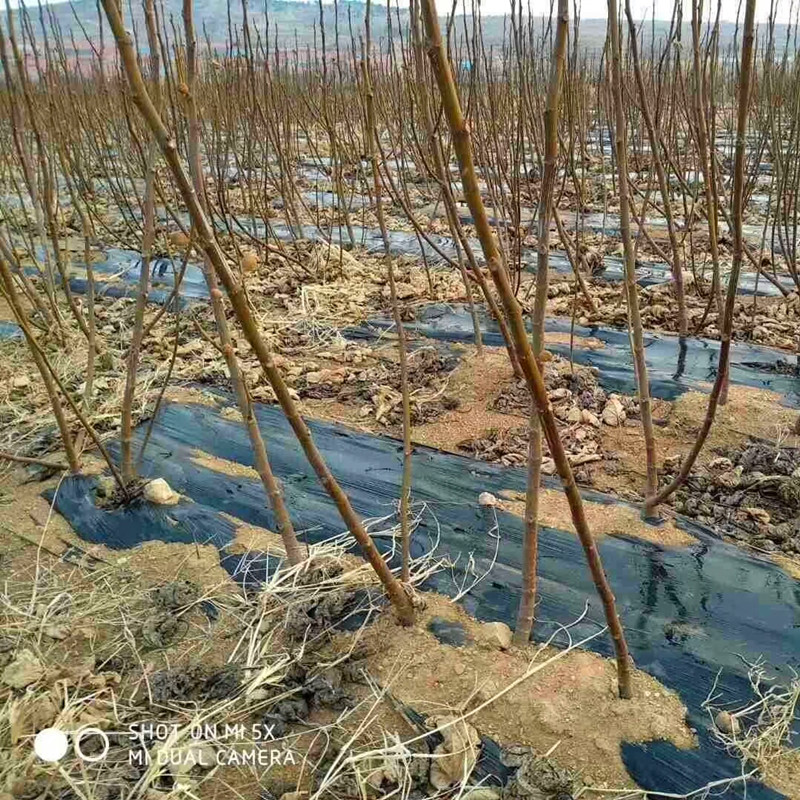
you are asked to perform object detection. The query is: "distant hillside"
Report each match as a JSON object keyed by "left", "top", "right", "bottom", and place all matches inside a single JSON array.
[
  {"left": 10, "top": 0, "right": 787, "bottom": 58},
  {"left": 14, "top": 0, "right": 407, "bottom": 53}
]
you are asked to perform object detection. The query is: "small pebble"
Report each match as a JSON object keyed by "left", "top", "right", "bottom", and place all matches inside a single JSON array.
[{"left": 714, "top": 710, "right": 740, "bottom": 735}]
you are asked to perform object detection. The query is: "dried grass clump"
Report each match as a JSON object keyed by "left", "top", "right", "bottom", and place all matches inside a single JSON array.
[
  {"left": 705, "top": 659, "right": 800, "bottom": 780},
  {"left": 0, "top": 515, "right": 445, "bottom": 800}
]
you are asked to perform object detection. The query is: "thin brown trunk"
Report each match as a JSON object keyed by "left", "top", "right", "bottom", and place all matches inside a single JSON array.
[
  {"left": 120, "top": 158, "right": 155, "bottom": 485},
  {"left": 120, "top": 0, "right": 160, "bottom": 485},
  {"left": 552, "top": 207, "right": 597, "bottom": 313},
  {"left": 691, "top": 0, "right": 723, "bottom": 320},
  {"left": 183, "top": 0, "right": 303, "bottom": 566},
  {"left": 646, "top": 0, "right": 756, "bottom": 514},
  {"left": 419, "top": 0, "right": 632, "bottom": 697},
  {"left": 361, "top": 18, "right": 413, "bottom": 583},
  {"left": 607, "top": 1, "right": 658, "bottom": 505},
  {"left": 101, "top": 0, "right": 414, "bottom": 624},
  {"left": 624, "top": 0, "right": 687, "bottom": 338},
  {"left": 409, "top": 0, "right": 486, "bottom": 361},
  {"left": 0, "top": 257, "right": 79, "bottom": 473},
  {"left": 514, "top": 0, "right": 569, "bottom": 646}
]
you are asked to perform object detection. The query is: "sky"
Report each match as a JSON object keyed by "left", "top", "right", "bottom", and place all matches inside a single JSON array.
[
  {"left": 465, "top": 0, "right": 796, "bottom": 22},
  {"left": 5, "top": 0, "right": 797, "bottom": 23}
]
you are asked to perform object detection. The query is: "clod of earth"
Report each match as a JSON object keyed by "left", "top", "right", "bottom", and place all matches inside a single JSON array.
[
  {"left": 152, "top": 580, "right": 200, "bottom": 609},
  {"left": 141, "top": 613, "right": 189, "bottom": 649},
  {"left": 477, "top": 621, "right": 513, "bottom": 651},
  {"left": 502, "top": 747, "right": 579, "bottom": 800},
  {"left": 668, "top": 439, "right": 800, "bottom": 554}
]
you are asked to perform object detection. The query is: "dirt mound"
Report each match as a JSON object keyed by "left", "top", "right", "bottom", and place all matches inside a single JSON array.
[{"left": 459, "top": 354, "right": 637, "bottom": 479}]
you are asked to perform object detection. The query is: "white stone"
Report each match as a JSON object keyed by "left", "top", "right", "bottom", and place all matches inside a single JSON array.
[
  {"left": 143, "top": 478, "right": 180, "bottom": 506},
  {"left": 566, "top": 407, "right": 582, "bottom": 424},
  {"left": 541, "top": 458, "right": 557, "bottom": 476},
  {"left": 581, "top": 409, "right": 601, "bottom": 428},
  {"left": 478, "top": 492, "right": 498, "bottom": 507},
  {"left": 602, "top": 397, "right": 626, "bottom": 427}
]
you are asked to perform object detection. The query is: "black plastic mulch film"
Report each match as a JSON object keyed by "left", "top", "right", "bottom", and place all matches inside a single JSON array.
[
  {"left": 48, "top": 397, "right": 800, "bottom": 799},
  {"left": 361, "top": 303, "right": 800, "bottom": 406}
]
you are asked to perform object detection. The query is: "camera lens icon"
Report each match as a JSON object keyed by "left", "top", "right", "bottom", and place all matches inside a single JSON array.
[{"left": 34, "top": 726, "right": 110, "bottom": 763}]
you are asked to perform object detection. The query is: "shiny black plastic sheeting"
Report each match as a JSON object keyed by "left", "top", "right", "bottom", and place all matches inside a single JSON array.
[
  {"left": 34, "top": 215, "right": 782, "bottom": 305},
  {"left": 17, "top": 246, "right": 209, "bottom": 302},
  {"left": 47, "top": 398, "right": 799, "bottom": 798},
  {"left": 363, "top": 304, "right": 800, "bottom": 406},
  {"left": 0, "top": 320, "right": 22, "bottom": 340}
]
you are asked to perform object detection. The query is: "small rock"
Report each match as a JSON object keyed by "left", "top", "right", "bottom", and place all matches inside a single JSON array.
[
  {"left": 477, "top": 621, "right": 512, "bottom": 650},
  {"left": 168, "top": 230, "right": 191, "bottom": 249},
  {"left": 42, "top": 625, "right": 68, "bottom": 641},
  {"left": 478, "top": 492, "right": 498, "bottom": 507},
  {"left": 714, "top": 710, "right": 740, "bottom": 735},
  {"left": 142, "top": 478, "right": 180, "bottom": 506},
  {"left": 541, "top": 458, "right": 556, "bottom": 476},
  {"left": 305, "top": 371, "right": 324, "bottom": 385},
  {"left": 602, "top": 397, "right": 626, "bottom": 427},
  {"left": 566, "top": 407, "right": 582, "bottom": 424},
  {"left": 2, "top": 649, "right": 44, "bottom": 689},
  {"left": 581, "top": 409, "right": 601, "bottom": 428},
  {"left": 12, "top": 375, "right": 30, "bottom": 390}
]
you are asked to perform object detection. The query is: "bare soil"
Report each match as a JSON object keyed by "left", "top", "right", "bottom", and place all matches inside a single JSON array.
[{"left": 354, "top": 593, "right": 695, "bottom": 790}]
